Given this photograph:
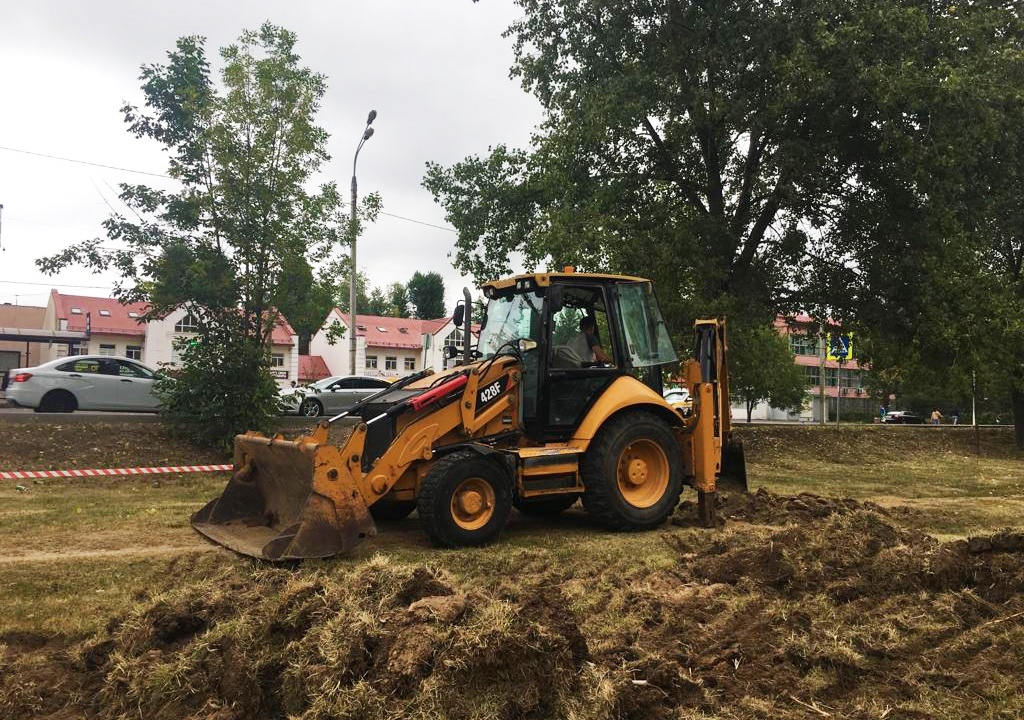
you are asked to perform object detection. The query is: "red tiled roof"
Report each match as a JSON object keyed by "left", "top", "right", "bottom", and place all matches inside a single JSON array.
[
  {"left": 53, "top": 290, "right": 147, "bottom": 336},
  {"left": 420, "top": 317, "right": 451, "bottom": 335},
  {"left": 299, "top": 354, "right": 331, "bottom": 382},
  {"left": 335, "top": 311, "right": 450, "bottom": 350},
  {"left": 268, "top": 311, "right": 295, "bottom": 346},
  {"left": 51, "top": 291, "right": 295, "bottom": 345}
]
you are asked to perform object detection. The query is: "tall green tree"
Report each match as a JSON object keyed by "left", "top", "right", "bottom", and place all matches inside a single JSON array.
[
  {"left": 831, "top": 4, "right": 1024, "bottom": 444},
  {"left": 386, "top": 282, "right": 412, "bottom": 318},
  {"left": 424, "top": 0, "right": 1024, "bottom": 442},
  {"left": 407, "top": 270, "right": 446, "bottom": 319},
  {"left": 276, "top": 255, "right": 335, "bottom": 354},
  {"left": 425, "top": 0, "right": 960, "bottom": 331},
  {"left": 38, "top": 24, "right": 341, "bottom": 447}
]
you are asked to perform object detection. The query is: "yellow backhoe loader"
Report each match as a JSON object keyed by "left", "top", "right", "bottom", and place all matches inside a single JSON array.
[{"left": 192, "top": 270, "right": 747, "bottom": 560}]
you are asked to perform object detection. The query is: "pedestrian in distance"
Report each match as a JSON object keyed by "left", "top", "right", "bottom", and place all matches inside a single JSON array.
[
  {"left": 930, "top": 408, "right": 943, "bottom": 425},
  {"left": 951, "top": 407, "right": 960, "bottom": 425}
]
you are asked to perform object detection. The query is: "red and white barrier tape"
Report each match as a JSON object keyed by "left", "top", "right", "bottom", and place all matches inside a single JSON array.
[{"left": 1, "top": 464, "right": 233, "bottom": 480}]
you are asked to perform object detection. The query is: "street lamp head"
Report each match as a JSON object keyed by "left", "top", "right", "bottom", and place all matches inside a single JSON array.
[
  {"left": 366, "top": 109, "right": 377, "bottom": 125},
  {"left": 363, "top": 127, "right": 375, "bottom": 141}
]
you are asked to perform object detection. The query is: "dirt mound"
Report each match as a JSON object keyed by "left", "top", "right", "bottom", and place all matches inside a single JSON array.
[
  {"left": 5, "top": 508, "right": 1024, "bottom": 719},
  {"left": 0, "top": 558, "right": 590, "bottom": 720},
  {"left": 675, "top": 487, "right": 904, "bottom": 526}
]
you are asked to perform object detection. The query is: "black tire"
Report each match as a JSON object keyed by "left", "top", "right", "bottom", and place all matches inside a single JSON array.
[
  {"left": 513, "top": 493, "right": 580, "bottom": 516},
  {"left": 369, "top": 498, "right": 417, "bottom": 521},
  {"left": 300, "top": 398, "right": 323, "bottom": 417},
  {"left": 39, "top": 391, "right": 76, "bottom": 413},
  {"left": 581, "top": 411, "right": 683, "bottom": 530},
  {"left": 417, "top": 450, "right": 513, "bottom": 548}
]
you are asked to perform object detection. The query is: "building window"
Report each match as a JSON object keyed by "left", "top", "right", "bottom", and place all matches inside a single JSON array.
[
  {"left": 444, "top": 329, "right": 464, "bottom": 349},
  {"left": 99, "top": 310, "right": 111, "bottom": 317},
  {"left": 126, "top": 345, "right": 142, "bottom": 360},
  {"left": 404, "top": 357, "right": 415, "bottom": 371},
  {"left": 789, "top": 333, "right": 819, "bottom": 356},
  {"left": 68, "top": 343, "right": 87, "bottom": 357},
  {"left": 366, "top": 355, "right": 378, "bottom": 369},
  {"left": 70, "top": 308, "right": 83, "bottom": 315},
  {"left": 174, "top": 313, "right": 201, "bottom": 332},
  {"left": 803, "top": 365, "right": 820, "bottom": 388},
  {"left": 385, "top": 356, "right": 397, "bottom": 370},
  {"left": 98, "top": 344, "right": 116, "bottom": 356},
  {"left": 271, "top": 353, "right": 285, "bottom": 368}
]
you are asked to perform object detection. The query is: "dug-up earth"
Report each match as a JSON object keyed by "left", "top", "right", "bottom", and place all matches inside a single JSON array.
[{"left": 1, "top": 423, "right": 1024, "bottom": 719}]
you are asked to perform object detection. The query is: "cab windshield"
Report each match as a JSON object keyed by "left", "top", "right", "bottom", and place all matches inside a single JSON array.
[{"left": 477, "top": 291, "right": 543, "bottom": 358}]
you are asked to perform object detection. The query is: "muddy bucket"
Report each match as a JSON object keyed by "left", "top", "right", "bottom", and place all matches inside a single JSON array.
[
  {"left": 717, "top": 438, "right": 748, "bottom": 494},
  {"left": 191, "top": 431, "right": 376, "bottom": 561}
]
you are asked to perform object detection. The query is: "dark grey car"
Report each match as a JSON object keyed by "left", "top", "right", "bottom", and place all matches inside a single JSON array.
[{"left": 281, "top": 375, "right": 392, "bottom": 417}]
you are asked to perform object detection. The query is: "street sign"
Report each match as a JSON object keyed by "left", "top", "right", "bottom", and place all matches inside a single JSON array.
[{"left": 826, "top": 332, "right": 854, "bottom": 362}]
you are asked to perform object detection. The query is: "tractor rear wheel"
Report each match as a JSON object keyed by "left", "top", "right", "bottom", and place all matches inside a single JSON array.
[
  {"left": 581, "top": 411, "right": 682, "bottom": 530},
  {"left": 417, "top": 450, "right": 512, "bottom": 547}
]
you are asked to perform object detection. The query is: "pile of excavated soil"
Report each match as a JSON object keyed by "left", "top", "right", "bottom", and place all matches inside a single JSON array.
[{"left": 3, "top": 494, "right": 1024, "bottom": 719}]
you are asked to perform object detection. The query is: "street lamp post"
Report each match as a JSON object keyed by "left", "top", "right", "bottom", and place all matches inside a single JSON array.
[{"left": 349, "top": 110, "right": 376, "bottom": 375}]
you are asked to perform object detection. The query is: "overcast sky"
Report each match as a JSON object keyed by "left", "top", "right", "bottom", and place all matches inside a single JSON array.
[{"left": 0, "top": 0, "right": 542, "bottom": 314}]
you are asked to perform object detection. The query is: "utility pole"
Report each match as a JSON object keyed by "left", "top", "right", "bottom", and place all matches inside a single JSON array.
[
  {"left": 348, "top": 111, "right": 376, "bottom": 375},
  {"left": 818, "top": 329, "right": 827, "bottom": 424}
]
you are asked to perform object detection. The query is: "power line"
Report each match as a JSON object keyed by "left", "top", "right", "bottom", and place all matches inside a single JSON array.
[
  {"left": 0, "top": 145, "right": 460, "bottom": 234},
  {"left": 0, "top": 145, "right": 171, "bottom": 179},
  {"left": 379, "top": 211, "right": 456, "bottom": 233},
  {"left": 0, "top": 279, "right": 114, "bottom": 290}
]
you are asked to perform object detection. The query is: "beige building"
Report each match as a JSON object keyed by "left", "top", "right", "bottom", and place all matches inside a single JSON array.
[
  {"left": 0, "top": 303, "right": 47, "bottom": 375},
  {"left": 310, "top": 310, "right": 466, "bottom": 379},
  {"left": 38, "top": 291, "right": 300, "bottom": 388}
]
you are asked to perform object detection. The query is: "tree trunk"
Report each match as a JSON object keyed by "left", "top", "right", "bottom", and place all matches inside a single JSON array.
[{"left": 746, "top": 400, "right": 753, "bottom": 423}]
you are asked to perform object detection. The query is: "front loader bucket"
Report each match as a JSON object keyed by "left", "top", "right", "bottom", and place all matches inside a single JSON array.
[
  {"left": 717, "top": 438, "right": 748, "bottom": 494},
  {"left": 191, "top": 430, "right": 377, "bottom": 561}
]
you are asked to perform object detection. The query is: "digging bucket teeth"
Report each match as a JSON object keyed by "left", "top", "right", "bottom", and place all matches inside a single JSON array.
[
  {"left": 191, "top": 429, "right": 376, "bottom": 561},
  {"left": 717, "top": 437, "right": 748, "bottom": 494}
]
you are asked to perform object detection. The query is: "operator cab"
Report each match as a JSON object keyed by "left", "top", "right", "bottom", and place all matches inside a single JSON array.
[{"left": 473, "top": 270, "right": 677, "bottom": 442}]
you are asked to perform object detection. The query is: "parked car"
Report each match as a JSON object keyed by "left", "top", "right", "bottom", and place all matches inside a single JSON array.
[
  {"left": 664, "top": 386, "right": 693, "bottom": 416},
  {"left": 2, "top": 355, "right": 161, "bottom": 413},
  {"left": 280, "top": 375, "right": 393, "bottom": 417},
  {"left": 882, "top": 410, "right": 925, "bottom": 424}
]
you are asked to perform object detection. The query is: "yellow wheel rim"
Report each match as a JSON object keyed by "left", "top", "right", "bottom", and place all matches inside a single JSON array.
[
  {"left": 450, "top": 477, "right": 496, "bottom": 531},
  {"left": 616, "top": 439, "right": 669, "bottom": 508}
]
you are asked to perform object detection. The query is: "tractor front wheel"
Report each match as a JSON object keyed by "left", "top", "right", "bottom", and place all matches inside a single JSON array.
[
  {"left": 417, "top": 450, "right": 512, "bottom": 547},
  {"left": 581, "top": 411, "right": 683, "bottom": 530}
]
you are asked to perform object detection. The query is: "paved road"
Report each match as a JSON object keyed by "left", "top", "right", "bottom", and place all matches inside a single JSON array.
[{"left": 0, "top": 403, "right": 317, "bottom": 427}]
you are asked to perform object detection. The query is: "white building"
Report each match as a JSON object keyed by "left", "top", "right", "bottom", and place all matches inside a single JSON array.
[
  {"left": 42, "top": 291, "right": 300, "bottom": 388},
  {"left": 310, "top": 309, "right": 467, "bottom": 378}
]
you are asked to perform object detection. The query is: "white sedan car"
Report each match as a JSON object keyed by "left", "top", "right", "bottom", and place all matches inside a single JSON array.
[{"left": 2, "top": 355, "right": 161, "bottom": 413}]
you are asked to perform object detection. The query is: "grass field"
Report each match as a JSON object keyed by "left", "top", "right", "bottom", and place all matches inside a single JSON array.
[{"left": 1, "top": 420, "right": 1022, "bottom": 719}]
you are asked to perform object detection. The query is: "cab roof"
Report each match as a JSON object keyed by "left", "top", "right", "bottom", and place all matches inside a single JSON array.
[{"left": 482, "top": 268, "right": 650, "bottom": 294}]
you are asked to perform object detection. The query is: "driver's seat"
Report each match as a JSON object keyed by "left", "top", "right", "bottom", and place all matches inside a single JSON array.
[{"left": 551, "top": 344, "right": 584, "bottom": 369}]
